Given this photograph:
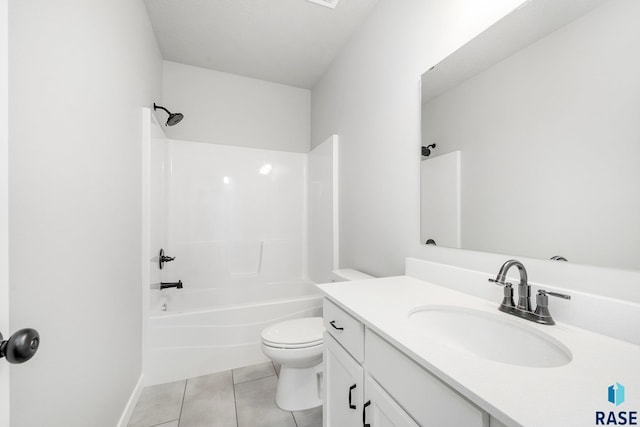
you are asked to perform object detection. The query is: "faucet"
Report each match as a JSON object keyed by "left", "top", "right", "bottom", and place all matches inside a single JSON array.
[
  {"left": 489, "top": 259, "right": 531, "bottom": 311},
  {"left": 489, "top": 260, "right": 570, "bottom": 325},
  {"left": 160, "top": 280, "right": 183, "bottom": 290}
]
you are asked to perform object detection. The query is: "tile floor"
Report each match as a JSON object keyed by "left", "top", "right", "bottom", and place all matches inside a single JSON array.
[{"left": 128, "top": 362, "right": 322, "bottom": 427}]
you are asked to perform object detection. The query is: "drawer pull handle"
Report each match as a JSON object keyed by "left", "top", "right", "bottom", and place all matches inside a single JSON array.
[
  {"left": 363, "top": 400, "right": 371, "bottom": 427},
  {"left": 348, "top": 384, "right": 357, "bottom": 409},
  {"left": 329, "top": 320, "right": 344, "bottom": 331}
]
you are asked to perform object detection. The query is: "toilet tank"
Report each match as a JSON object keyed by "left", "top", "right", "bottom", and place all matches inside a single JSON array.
[{"left": 331, "top": 269, "right": 375, "bottom": 282}]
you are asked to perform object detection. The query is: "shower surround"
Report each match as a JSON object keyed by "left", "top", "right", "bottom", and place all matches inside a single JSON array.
[{"left": 145, "top": 133, "right": 324, "bottom": 385}]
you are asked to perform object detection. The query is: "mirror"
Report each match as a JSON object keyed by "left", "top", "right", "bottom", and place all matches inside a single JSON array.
[{"left": 420, "top": 0, "right": 640, "bottom": 271}]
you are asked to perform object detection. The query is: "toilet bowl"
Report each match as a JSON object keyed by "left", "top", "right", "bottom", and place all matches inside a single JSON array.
[
  {"left": 261, "top": 317, "right": 324, "bottom": 411},
  {"left": 260, "top": 269, "right": 374, "bottom": 411}
]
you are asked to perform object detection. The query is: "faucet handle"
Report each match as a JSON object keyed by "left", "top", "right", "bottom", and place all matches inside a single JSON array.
[
  {"left": 534, "top": 289, "right": 570, "bottom": 325},
  {"left": 538, "top": 289, "right": 571, "bottom": 300},
  {"left": 488, "top": 279, "right": 515, "bottom": 309},
  {"left": 488, "top": 278, "right": 512, "bottom": 287}
]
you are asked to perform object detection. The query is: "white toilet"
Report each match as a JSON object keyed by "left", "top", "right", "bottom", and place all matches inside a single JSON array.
[{"left": 261, "top": 269, "right": 374, "bottom": 411}]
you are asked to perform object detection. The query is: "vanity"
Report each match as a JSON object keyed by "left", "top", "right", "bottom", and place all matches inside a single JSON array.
[{"left": 319, "top": 260, "right": 640, "bottom": 427}]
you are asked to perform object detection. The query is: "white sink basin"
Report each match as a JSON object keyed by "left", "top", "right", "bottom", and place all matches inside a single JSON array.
[{"left": 407, "top": 305, "right": 572, "bottom": 368}]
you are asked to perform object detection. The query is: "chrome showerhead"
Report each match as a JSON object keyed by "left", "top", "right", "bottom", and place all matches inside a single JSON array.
[{"left": 153, "top": 103, "right": 184, "bottom": 127}]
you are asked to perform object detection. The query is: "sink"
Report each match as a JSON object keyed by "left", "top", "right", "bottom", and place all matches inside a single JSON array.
[{"left": 407, "top": 305, "right": 572, "bottom": 368}]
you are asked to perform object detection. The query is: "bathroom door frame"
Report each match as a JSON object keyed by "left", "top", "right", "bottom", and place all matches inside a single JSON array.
[{"left": 1, "top": 0, "right": 11, "bottom": 424}]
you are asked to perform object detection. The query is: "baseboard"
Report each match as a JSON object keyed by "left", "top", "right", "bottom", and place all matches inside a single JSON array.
[{"left": 117, "top": 374, "right": 144, "bottom": 427}]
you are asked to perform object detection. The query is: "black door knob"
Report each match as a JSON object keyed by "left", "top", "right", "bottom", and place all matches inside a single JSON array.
[{"left": 0, "top": 328, "right": 40, "bottom": 364}]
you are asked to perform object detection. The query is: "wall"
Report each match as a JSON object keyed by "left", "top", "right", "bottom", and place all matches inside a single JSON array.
[
  {"left": 421, "top": 0, "right": 640, "bottom": 270},
  {"left": 162, "top": 61, "right": 311, "bottom": 153},
  {"left": 311, "top": 0, "right": 640, "bottom": 299},
  {"left": 311, "top": 0, "right": 525, "bottom": 276},
  {"left": 9, "top": 1, "right": 162, "bottom": 426}
]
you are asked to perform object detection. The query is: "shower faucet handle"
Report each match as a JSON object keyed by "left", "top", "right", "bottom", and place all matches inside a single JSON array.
[{"left": 158, "top": 248, "right": 175, "bottom": 269}]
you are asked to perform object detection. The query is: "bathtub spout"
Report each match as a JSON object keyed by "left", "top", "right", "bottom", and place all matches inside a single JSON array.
[{"left": 160, "top": 280, "right": 183, "bottom": 290}]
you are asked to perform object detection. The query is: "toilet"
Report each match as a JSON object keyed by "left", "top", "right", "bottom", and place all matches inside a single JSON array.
[{"left": 261, "top": 269, "right": 374, "bottom": 411}]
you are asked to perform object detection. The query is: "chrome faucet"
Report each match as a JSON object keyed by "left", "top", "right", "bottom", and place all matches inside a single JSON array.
[
  {"left": 489, "top": 260, "right": 570, "bottom": 325},
  {"left": 489, "top": 259, "right": 531, "bottom": 311}
]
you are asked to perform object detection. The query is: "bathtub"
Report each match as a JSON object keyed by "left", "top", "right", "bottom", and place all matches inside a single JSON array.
[{"left": 144, "top": 279, "right": 323, "bottom": 385}]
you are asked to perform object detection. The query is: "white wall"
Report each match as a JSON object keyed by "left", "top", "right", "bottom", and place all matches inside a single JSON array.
[
  {"left": 311, "top": 0, "right": 640, "bottom": 298},
  {"left": 311, "top": 0, "right": 525, "bottom": 276},
  {"left": 9, "top": 1, "right": 162, "bottom": 426},
  {"left": 162, "top": 61, "right": 311, "bottom": 153}
]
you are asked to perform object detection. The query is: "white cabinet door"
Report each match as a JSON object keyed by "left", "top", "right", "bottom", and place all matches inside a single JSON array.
[
  {"left": 365, "top": 329, "right": 485, "bottom": 427},
  {"left": 364, "top": 375, "right": 419, "bottom": 427},
  {"left": 324, "top": 334, "right": 363, "bottom": 427}
]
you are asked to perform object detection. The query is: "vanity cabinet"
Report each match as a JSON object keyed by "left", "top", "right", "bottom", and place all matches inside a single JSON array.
[
  {"left": 323, "top": 298, "right": 489, "bottom": 427},
  {"left": 324, "top": 334, "right": 363, "bottom": 426}
]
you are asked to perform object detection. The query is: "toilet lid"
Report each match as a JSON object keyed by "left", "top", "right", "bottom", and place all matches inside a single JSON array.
[{"left": 261, "top": 317, "right": 324, "bottom": 347}]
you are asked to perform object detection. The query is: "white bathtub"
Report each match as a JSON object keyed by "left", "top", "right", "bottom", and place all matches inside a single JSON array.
[{"left": 144, "top": 279, "right": 323, "bottom": 385}]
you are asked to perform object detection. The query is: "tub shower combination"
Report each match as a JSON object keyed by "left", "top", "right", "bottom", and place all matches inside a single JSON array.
[{"left": 145, "top": 133, "right": 327, "bottom": 385}]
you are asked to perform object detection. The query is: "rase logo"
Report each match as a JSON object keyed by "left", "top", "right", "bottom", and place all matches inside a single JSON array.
[
  {"left": 610, "top": 383, "right": 626, "bottom": 407},
  {"left": 596, "top": 382, "right": 637, "bottom": 425}
]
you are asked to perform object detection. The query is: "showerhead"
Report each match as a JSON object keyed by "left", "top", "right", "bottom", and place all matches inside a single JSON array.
[{"left": 153, "top": 103, "right": 184, "bottom": 127}]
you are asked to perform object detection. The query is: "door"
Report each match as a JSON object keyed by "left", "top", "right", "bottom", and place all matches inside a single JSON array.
[
  {"left": 324, "top": 334, "right": 363, "bottom": 426},
  {"left": 363, "top": 375, "right": 419, "bottom": 427},
  {"left": 1, "top": 0, "right": 10, "bottom": 423}
]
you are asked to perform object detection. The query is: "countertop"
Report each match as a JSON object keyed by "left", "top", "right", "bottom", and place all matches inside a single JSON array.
[{"left": 318, "top": 276, "right": 640, "bottom": 427}]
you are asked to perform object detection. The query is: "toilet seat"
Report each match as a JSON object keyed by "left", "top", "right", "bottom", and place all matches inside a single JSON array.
[
  {"left": 262, "top": 338, "right": 323, "bottom": 349},
  {"left": 261, "top": 317, "right": 324, "bottom": 349}
]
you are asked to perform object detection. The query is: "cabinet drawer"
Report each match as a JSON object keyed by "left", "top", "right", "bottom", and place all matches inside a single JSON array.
[
  {"left": 365, "top": 329, "right": 485, "bottom": 427},
  {"left": 323, "top": 298, "right": 364, "bottom": 362}
]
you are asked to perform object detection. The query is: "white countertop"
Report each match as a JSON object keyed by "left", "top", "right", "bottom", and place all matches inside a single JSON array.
[{"left": 318, "top": 276, "right": 640, "bottom": 427}]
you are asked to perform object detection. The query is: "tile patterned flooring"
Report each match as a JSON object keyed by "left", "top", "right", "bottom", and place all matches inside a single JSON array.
[{"left": 128, "top": 362, "right": 322, "bottom": 427}]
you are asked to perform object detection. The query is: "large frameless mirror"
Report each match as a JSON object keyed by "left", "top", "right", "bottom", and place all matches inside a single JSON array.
[{"left": 420, "top": 0, "right": 640, "bottom": 271}]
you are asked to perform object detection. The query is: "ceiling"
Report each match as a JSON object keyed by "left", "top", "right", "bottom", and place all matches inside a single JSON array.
[{"left": 143, "top": 0, "right": 380, "bottom": 89}]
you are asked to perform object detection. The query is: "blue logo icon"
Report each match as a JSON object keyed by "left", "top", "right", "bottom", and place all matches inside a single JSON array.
[{"left": 608, "top": 382, "right": 625, "bottom": 406}]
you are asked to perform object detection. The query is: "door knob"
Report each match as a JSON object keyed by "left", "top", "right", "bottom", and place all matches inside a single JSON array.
[{"left": 0, "top": 328, "right": 40, "bottom": 364}]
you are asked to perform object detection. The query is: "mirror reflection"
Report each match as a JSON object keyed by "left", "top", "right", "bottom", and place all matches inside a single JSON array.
[{"left": 420, "top": 0, "right": 640, "bottom": 271}]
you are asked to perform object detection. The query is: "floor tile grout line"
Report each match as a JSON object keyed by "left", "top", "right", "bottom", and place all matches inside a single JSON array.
[
  {"left": 176, "top": 379, "right": 188, "bottom": 427},
  {"left": 149, "top": 421, "right": 179, "bottom": 427},
  {"left": 234, "top": 372, "right": 277, "bottom": 385},
  {"left": 232, "top": 378, "right": 240, "bottom": 427}
]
